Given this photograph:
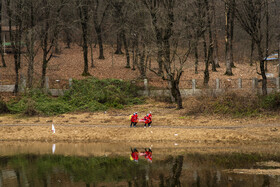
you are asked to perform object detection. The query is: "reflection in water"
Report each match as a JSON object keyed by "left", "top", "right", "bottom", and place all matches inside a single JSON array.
[
  {"left": 0, "top": 152, "right": 280, "bottom": 186},
  {"left": 131, "top": 148, "right": 153, "bottom": 163}
]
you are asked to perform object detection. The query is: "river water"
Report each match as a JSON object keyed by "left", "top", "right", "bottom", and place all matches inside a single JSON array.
[{"left": 1, "top": 142, "right": 280, "bottom": 187}]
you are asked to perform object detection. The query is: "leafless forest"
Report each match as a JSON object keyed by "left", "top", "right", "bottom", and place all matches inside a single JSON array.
[{"left": 0, "top": 0, "right": 279, "bottom": 108}]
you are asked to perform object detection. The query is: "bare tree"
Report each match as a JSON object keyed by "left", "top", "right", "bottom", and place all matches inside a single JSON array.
[
  {"left": 92, "top": 0, "right": 109, "bottom": 59},
  {"left": 142, "top": 0, "right": 164, "bottom": 75},
  {"left": 224, "top": 0, "right": 233, "bottom": 75},
  {"left": 40, "top": 0, "right": 67, "bottom": 87},
  {"left": 203, "top": 0, "right": 215, "bottom": 85},
  {"left": 76, "top": 0, "right": 91, "bottom": 76},
  {"left": 212, "top": 0, "right": 220, "bottom": 68},
  {"left": 5, "top": 0, "right": 23, "bottom": 94},
  {"left": 0, "top": 0, "right": 6, "bottom": 67},
  {"left": 186, "top": 0, "right": 207, "bottom": 74},
  {"left": 235, "top": 0, "right": 268, "bottom": 95},
  {"left": 146, "top": 0, "right": 193, "bottom": 109},
  {"left": 23, "top": 0, "right": 40, "bottom": 89}
]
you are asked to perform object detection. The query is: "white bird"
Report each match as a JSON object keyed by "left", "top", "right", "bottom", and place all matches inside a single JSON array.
[
  {"left": 52, "top": 124, "right": 55, "bottom": 134},
  {"left": 52, "top": 144, "right": 56, "bottom": 154}
]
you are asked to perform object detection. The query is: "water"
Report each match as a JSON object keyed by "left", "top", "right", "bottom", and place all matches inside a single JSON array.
[{"left": 1, "top": 142, "right": 280, "bottom": 187}]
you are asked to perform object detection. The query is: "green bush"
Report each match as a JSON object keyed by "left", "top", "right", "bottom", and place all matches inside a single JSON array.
[
  {"left": 63, "top": 77, "right": 143, "bottom": 111},
  {"left": 260, "top": 92, "right": 280, "bottom": 110},
  {"left": 7, "top": 77, "right": 143, "bottom": 115}
]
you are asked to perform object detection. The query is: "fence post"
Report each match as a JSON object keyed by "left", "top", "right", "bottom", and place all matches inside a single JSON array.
[
  {"left": 216, "top": 79, "right": 220, "bottom": 90},
  {"left": 19, "top": 74, "right": 26, "bottom": 92},
  {"left": 144, "top": 79, "right": 148, "bottom": 96},
  {"left": 252, "top": 78, "right": 258, "bottom": 93},
  {"left": 192, "top": 79, "right": 196, "bottom": 94},
  {"left": 238, "top": 78, "right": 242, "bottom": 89},
  {"left": 69, "top": 78, "right": 73, "bottom": 88},
  {"left": 276, "top": 77, "right": 280, "bottom": 91}
]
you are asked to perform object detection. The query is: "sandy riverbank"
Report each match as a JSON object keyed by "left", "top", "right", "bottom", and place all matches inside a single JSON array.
[{"left": 0, "top": 101, "right": 279, "bottom": 147}]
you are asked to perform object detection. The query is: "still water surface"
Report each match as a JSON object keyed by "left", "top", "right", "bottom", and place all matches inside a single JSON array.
[{"left": 1, "top": 142, "right": 280, "bottom": 187}]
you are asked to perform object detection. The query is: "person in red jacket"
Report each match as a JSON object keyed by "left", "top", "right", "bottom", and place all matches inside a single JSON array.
[
  {"left": 140, "top": 148, "right": 152, "bottom": 162},
  {"left": 134, "top": 112, "right": 138, "bottom": 127},
  {"left": 130, "top": 113, "right": 135, "bottom": 127},
  {"left": 130, "top": 148, "right": 139, "bottom": 162},
  {"left": 148, "top": 111, "right": 152, "bottom": 127},
  {"left": 144, "top": 114, "right": 150, "bottom": 128},
  {"left": 145, "top": 148, "right": 152, "bottom": 162}
]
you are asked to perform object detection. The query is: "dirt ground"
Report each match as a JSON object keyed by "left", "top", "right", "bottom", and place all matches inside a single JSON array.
[{"left": 0, "top": 100, "right": 279, "bottom": 145}]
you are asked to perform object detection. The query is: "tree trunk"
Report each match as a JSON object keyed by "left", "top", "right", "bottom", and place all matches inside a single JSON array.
[
  {"left": 225, "top": 0, "right": 233, "bottom": 75},
  {"left": 229, "top": 0, "right": 236, "bottom": 68},
  {"left": 250, "top": 38, "right": 255, "bottom": 66},
  {"left": 0, "top": 0, "right": 6, "bottom": 67},
  {"left": 115, "top": 33, "right": 123, "bottom": 54},
  {"left": 95, "top": 26, "right": 105, "bottom": 59},
  {"left": 151, "top": 11, "right": 163, "bottom": 75},
  {"left": 41, "top": 55, "right": 47, "bottom": 89},
  {"left": 278, "top": 39, "right": 280, "bottom": 77},
  {"left": 90, "top": 43, "right": 94, "bottom": 68},
  {"left": 122, "top": 32, "right": 130, "bottom": 68},
  {"left": 265, "top": 0, "right": 269, "bottom": 71},
  {"left": 203, "top": 33, "right": 209, "bottom": 86},
  {"left": 14, "top": 53, "right": 20, "bottom": 94},
  {"left": 212, "top": 0, "right": 220, "bottom": 68},
  {"left": 132, "top": 38, "right": 136, "bottom": 71},
  {"left": 27, "top": 3, "right": 35, "bottom": 89},
  {"left": 257, "top": 41, "right": 267, "bottom": 95},
  {"left": 194, "top": 38, "right": 199, "bottom": 74},
  {"left": 194, "top": 44, "right": 198, "bottom": 74},
  {"left": 80, "top": 4, "right": 90, "bottom": 76},
  {"left": 138, "top": 44, "right": 146, "bottom": 78},
  {"left": 204, "top": 0, "right": 216, "bottom": 72},
  {"left": 65, "top": 30, "right": 71, "bottom": 48},
  {"left": 171, "top": 80, "right": 183, "bottom": 109}
]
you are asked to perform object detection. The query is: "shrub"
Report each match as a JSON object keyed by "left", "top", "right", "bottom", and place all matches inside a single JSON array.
[
  {"left": 260, "top": 92, "right": 280, "bottom": 110},
  {"left": 23, "top": 99, "right": 38, "bottom": 116},
  {"left": 0, "top": 98, "right": 9, "bottom": 114},
  {"left": 185, "top": 92, "right": 279, "bottom": 117},
  {"left": 7, "top": 78, "right": 143, "bottom": 115}
]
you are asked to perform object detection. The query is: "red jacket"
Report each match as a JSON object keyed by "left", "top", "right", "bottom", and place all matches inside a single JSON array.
[
  {"left": 145, "top": 151, "right": 152, "bottom": 161},
  {"left": 131, "top": 152, "right": 139, "bottom": 161},
  {"left": 131, "top": 114, "right": 135, "bottom": 122},
  {"left": 148, "top": 113, "right": 152, "bottom": 119},
  {"left": 144, "top": 116, "right": 150, "bottom": 124}
]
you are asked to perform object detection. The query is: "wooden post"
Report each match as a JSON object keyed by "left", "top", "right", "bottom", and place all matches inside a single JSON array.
[
  {"left": 192, "top": 79, "right": 196, "bottom": 90},
  {"left": 252, "top": 78, "right": 258, "bottom": 93},
  {"left": 144, "top": 79, "right": 148, "bottom": 96},
  {"left": 192, "top": 79, "right": 196, "bottom": 95},
  {"left": 238, "top": 78, "right": 242, "bottom": 89},
  {"left": 19, "top": 74, "right": 26, "bottom": 92},
  {"left": 216, "top": 79, "right": 220, "bottom": 90}
]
